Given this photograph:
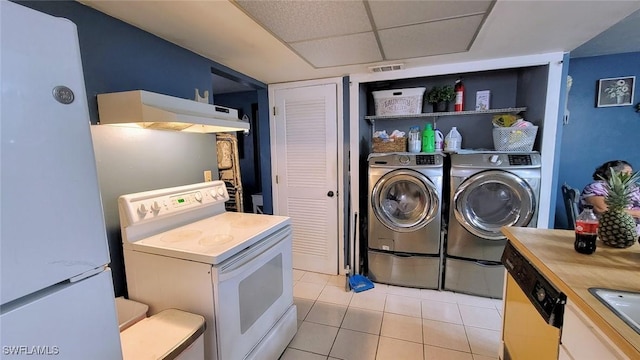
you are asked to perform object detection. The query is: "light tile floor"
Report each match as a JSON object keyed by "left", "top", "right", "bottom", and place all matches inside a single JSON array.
[{"left": 281, "top": 269, "right": 503, "bottom": 360}]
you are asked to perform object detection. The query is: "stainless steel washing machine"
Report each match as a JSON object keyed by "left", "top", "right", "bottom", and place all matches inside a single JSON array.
[
  {"left": 367, "top": 153, "right": 444, "bottom": 289},
  {"left": 444, "top": 152, "right": 541, "bottom": 298}
]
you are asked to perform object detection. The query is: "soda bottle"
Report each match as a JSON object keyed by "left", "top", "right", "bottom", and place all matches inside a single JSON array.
[{"left": 574, "top": 205, "right": 598, "bottom": 254}]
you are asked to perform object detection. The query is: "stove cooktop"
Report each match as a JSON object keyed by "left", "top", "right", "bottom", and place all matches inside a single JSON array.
[{"left": 128, "top": 212, "right": 290, "bottom": 265}]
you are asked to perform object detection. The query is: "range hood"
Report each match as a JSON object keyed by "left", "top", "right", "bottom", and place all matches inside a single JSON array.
[{"left": 97, "top": 90, "right": 250, "bottom": 133}]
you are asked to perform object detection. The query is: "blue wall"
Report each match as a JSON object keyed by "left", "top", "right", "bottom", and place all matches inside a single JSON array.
[{"left": 554, "top": 52, "right": 640, "bottom": 229}]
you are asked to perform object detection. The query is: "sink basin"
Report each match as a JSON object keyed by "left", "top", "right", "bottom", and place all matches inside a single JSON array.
[{"left": 589, "top": 288, "right": 640, "bottom": 334}]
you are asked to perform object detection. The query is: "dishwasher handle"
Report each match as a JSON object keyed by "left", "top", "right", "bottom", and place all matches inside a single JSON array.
[{"left": 548, "top": 294, "right": 567, "bottom": 328}]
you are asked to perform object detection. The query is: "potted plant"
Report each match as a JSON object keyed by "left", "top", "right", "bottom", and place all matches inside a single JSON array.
[{"left": 426, "top": 85, "right": 455, "bottom": 112}]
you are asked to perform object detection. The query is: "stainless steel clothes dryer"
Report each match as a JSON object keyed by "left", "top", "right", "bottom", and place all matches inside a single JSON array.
[
  {"left": 445, "top": 152, "right": 541, "bottom": 298},
  {"left": 367, "top": 153, "right": 444, "bottom": 289}
]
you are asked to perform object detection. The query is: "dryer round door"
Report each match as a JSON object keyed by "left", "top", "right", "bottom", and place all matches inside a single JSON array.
[
  {"left": 453, "top": 170, "right": 536, "bottom": 240},
  {"left": 371, "top": 169, "right": 439, "bottom": 232}
]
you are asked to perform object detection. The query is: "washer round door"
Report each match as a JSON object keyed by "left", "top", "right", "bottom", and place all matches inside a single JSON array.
[
  {"left": 371, "top": 169, "right": 439, "bottom": 232},
  {"left": 453, "top": 170, "right": 536, "bottom": 240}
]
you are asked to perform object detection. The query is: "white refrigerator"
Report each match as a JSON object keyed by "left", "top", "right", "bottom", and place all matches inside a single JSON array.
[{"left": 0, "top": 2, "right": 122, "bottom": 358}]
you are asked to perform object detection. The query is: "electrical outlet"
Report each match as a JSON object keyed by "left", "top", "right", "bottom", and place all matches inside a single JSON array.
[{"left": 203, "top": 170, "right": 212, "bottom": 182}]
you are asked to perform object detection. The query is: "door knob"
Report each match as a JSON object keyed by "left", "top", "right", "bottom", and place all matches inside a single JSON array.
[{"left": 327, "top": 191, "right": 334, "bottom": 197}]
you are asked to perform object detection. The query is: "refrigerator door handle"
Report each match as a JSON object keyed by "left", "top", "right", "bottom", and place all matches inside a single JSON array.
[{"left": 70, "top": 266, "right": 106, "bottom": 283}]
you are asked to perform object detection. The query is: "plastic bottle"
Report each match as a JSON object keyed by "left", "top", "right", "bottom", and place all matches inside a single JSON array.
[
  {"left": 574, "top": 205, "right": 598, "bottom": 255},
  {"left": 444, "top": 127, "right": 462, "bottom": 151},
  {"left": 434, "top": 129, "right": 444, "bottom": 151},
  {"left": 421, "top": 123, "right": 435, "bottom": 153},
  {"left": 454, "top": 79, "right": 464, "bottom": 112},
  {"left": 408, "top": 126, "right": 421, "bottom": 153}
]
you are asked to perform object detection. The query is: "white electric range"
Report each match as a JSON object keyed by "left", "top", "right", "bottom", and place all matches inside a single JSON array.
[{"left": 118, "top": 181, "right": 297, "bottom": 360}]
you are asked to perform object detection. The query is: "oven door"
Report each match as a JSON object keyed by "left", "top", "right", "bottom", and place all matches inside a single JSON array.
[{"left": 212, "top": 226, "right": 293, "bottom": 360}]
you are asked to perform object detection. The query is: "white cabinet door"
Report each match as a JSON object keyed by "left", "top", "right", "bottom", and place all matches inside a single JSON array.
[
  {"left": 558, "top": 344, "right": 572, "bottom": 360},
  {"left": 271, "top": 83, "right": 339, "bottom": 274},
  {"left": 561, "top": 301, "right": 629, "bottom": 360}
]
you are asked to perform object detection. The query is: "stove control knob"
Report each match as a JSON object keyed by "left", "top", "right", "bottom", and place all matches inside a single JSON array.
[
  {"left": 536, "top": 287, "right": 546, "bottom": 303},
  {"left": 210, "top": 189, "right": 218, "bottom": 199},
  {"left": 194, "top": 191, "right": 203, "bottom": 202},
  {"left": 217, "top": 187, "right": 225, "bottom": 196},
  {"left": 150, "top": 201, "right": 161, "bottom": 213},
  {"left": 137, "top": 203, "right": 148, "bottom": 216}
]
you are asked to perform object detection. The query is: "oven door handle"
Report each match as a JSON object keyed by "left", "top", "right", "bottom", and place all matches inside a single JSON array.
[{"left": 218, "top": 227, "right": 291, "bottom": 276}]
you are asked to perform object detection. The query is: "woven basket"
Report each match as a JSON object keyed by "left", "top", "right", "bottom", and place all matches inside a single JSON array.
[
  {"left": 372, "top": 137, "right": 407, "bottom": 153},
  {"left": 492, "top": 126, "right": 538, "bottom": 152},
  {"left": 372, "top": 88, "right": 426, "bottom": 116}
]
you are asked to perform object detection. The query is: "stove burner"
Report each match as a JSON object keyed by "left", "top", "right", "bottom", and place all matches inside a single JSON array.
[
  {"left": 199, "top": 234, "right": 235, "bottom": 246},
  {"left": 160, "top": 229, "right": 202, "bottom": 243}
]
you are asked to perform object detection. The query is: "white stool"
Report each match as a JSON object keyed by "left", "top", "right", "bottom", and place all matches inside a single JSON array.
[
  {"left": 251, "top": 193, "right": 263, "bottom": 214},
  {"left": 120, "top": 309, "right": 206, "bottom": 360}
]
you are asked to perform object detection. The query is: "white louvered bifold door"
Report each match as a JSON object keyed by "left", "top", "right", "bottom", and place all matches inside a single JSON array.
[{"left": 273, "top": 84, "right": 338, "bottom": 274}]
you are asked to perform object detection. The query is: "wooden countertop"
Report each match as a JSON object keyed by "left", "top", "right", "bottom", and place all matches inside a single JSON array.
[{"left": 501, "top": 227, "right": 640, "bottom": 358}]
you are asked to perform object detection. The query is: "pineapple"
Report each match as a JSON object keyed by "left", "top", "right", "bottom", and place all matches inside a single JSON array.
[{"left": 598, "top": 169, "right": 640, "bottom": 248}]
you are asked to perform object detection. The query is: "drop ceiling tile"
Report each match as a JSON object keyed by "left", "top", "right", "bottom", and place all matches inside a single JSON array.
[
  {"left": 235, "top": 0, "right": 371, "bottom": 42},
  {"left": 379, "top": 15, "right": 484, "bottom": 60},
  {"left": 369, "top": 0, "right": 492, "bottom": 29},
  {"left": 291, "top": 32, "right": 382, "bottom": 68}
]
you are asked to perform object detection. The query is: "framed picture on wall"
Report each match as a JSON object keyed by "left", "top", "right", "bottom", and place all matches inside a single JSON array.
[{"left": 596, "top": 76, "right": 635, "bottom": 107}]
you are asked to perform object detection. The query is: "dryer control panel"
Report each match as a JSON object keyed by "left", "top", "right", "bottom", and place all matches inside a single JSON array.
[
  {"left": 508, "top": 154, "right": 533, "bottom": 166},
  {"left": 450, "top": 152, "right": 541, "bottom": 169}
]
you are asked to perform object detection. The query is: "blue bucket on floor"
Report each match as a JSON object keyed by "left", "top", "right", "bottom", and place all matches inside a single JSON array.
[{"left": 349, "top": 274, "right": 374, "bottom": 293}]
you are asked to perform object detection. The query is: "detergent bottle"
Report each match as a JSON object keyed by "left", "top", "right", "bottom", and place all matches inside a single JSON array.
[
  {"left": 434, "top": 129, "right": 444, "bottom": 151},
  {"left": 444, "top": 127, "right": 462, "bottom": 151},
  {"left": 421, "top": 123, "right": 435, "bottom": 153}
]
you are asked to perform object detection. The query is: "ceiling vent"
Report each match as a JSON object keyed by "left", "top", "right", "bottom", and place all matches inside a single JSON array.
[{"left": 368, "top": 64, "right": 404, "bottom": 73}]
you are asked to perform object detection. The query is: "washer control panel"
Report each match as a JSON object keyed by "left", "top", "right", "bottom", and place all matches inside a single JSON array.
[
  {"left": 368, "top": 153, "right": 444, "bottom": 167},
  {"left": 416, "top": 155, "right": 437, "bottom": 165}
]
